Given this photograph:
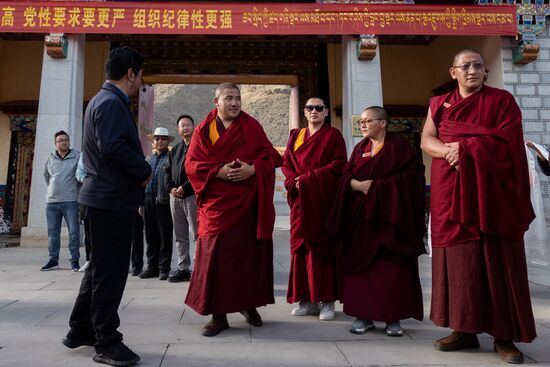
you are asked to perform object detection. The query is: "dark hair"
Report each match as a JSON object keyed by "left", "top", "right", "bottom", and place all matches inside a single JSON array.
[
  {"left": 363, "top": 106, "right": 390, "bottom": 122},
  {"left": 105, "top": 46, "right": 144, "bottom": 81},
  {"left": 176, "top": 114, "right": 194, "bottom": 126},
  {"left": 54, "top": 130, "right": 69, "bottom": 141}
]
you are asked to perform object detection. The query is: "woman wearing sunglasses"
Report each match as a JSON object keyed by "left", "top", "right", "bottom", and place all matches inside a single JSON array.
[{"left": 282, "top": 98, "right": 347, "bottom": 321}]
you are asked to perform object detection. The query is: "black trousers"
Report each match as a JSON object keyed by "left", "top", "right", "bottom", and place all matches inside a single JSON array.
[
  {"left": 131, "top": 211, "right": 144, "bottom": 272},
  {"left": 143, "top": 195, "right": 173, "bottom": 273},
  {"left": 68, "top": 206, "right": 135, "bottom": 352}
]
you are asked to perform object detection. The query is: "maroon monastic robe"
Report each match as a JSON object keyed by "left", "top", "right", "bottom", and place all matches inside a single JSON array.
[
  {"left": 184, "top": 109, "right": 282, "bottom": 315},
  {"left": 429, "top": 85, "right": 536, "bottom": 342},
  {"left": 331, "top": 133, "right": 425, "bottom": 322},
  {"left": 282, "top": 125, "right": 347, "bottom": 303}
]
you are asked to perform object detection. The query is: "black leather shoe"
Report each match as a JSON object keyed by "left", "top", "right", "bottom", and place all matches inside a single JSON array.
[
  {"left": 202, "top": 315, "right": 229, "bottom": 337},
  {"left": 93, "top": 342, "right": 140, "bottom": 366},
  {"left": 240, "top": 308, "right": 263, "bottom": 327},
  {"left": 168, "top": 269, "right": 191, "bottom": 283},
  {"left": 138, "top": 268, "right": 159, "bottom": 279},
  {"left": 434, "top": 331, "right": 480, "bottom": 352}
]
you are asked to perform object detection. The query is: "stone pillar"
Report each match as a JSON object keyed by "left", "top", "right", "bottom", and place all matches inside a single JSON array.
[
  {"left": 290, "top": 86, "right": 300, "bottom": 129},
  {"left": 21, "top": 34, "right": 85, "bottom": 248},
  {"left": 341, "top": 35, "right": 383, "bottom": 155}
]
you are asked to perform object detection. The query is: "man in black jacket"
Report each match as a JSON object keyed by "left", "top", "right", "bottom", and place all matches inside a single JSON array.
[
  {"left": 62, "top": 46, "right": 151, "bottom": 367},
  {"left": 164, "top": 115, "right": 198, "bottom": 282},
  {"left": 139, "top": 127, "right": 174, "bottom": 281}
]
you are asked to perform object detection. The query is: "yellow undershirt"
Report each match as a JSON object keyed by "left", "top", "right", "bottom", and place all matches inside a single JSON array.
[
  {"left": 209, "top": 118, "right": 220, "bottom": 145},
  {"left": 293, "top": 128, "right": 307, "bottom": 152}
]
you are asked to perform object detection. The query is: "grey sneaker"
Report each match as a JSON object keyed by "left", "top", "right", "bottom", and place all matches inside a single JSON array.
[
  {"left": 319, "top": 302, "right": 335, "bottom": 321},
  {"left": 291, "top": 301, "right": 320, "bottom": 316},
  {"left": 349, "top": 318, "right": 375, "bottom": 334},
  {"left": 385, "top": 321, "right": 404, "bottom": 337}
]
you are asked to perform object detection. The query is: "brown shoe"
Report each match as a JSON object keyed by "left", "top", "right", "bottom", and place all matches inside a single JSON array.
[
  {"left": 434, "top": 331, "right": 480, "bottom": 351},
  {"left": 201, "top": 315, "right": 229, "bottom": 337},
  {"left": 494, "top": 339, "right": 524, "bottom": 364},
  {"left": 240, "top": 308, "right": 263, "bottom": 327}
]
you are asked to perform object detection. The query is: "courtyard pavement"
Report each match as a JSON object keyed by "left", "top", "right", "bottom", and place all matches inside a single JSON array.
[{"left": 1, "top": 221, "right": 550, "bottom": 366}]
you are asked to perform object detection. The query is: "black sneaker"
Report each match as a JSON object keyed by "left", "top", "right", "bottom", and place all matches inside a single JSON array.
[
  {"left": 40, "top": 259, "right": 59, "bottom": 271},
  {"left": 168, "top": 269, "right": 191, "bottom": 283},
  {"left": 62, "top": 328, "right": 95, "bottom": 349},
  {"left": 138, "top": 268, "right": 159, "bottom": 279},
  {"left": 71, "top": 261, "right": 80, "bottom": 272},
  {"left": 159, "top": 272, "right": 169, "bottom": 281},
  {"left": 93, "top": 342, "right": 140, "bottom": 366}
]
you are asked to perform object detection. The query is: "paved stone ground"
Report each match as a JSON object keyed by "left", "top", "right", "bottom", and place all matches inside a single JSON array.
[{"left": 0, "top": 229, "right": 549, "bottom": 367}]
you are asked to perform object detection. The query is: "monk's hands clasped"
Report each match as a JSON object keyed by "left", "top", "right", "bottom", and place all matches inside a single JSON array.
[
  {"left": 444, "top": 142, "right": 460, "bottom": 171},
  {"left": 218, "top": 159, "right": 255, "bottom": 182},
  {"left": 351, "top": 178, "right": 372, "bottom": 196}
]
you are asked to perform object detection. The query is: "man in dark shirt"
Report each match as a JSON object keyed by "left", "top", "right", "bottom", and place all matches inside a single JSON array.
[
  {"left": 62, "top": 46, "right": 151, "bottom": 367},
  {"left": 139, "top": 127, "right": 174, "bottom": 281},
  {"left": 164, "top": 115, "right": 198, "bottom": 282}
]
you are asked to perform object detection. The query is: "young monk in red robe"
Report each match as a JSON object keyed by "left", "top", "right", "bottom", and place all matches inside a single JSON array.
[
  {"left": 184, "top": 82, "right": 283, "bottom": 337},
  {"left": 282, "top": 97, "right": 347, "bottom": 321},
  {"left": 421, "top": 49, "right": 536, "bottom": 364},
  {"left": 331, "top": 106, "right": 425, "bottom": 336}
]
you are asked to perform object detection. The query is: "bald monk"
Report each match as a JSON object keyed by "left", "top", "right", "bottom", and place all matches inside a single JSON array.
[
  {"left": 184, "top": 82, "right": 283, "bottom": 336},
  {"left": 282, "top": 97, "right": 347, "bottom": 321},
  {"left": 421, "top": 48, "right": 536, "bottom": 364}
]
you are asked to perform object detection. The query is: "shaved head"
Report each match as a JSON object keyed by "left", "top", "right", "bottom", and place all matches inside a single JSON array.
[
  {"left": 452, "top": 48, "right": 485, "bottom": 66},
  {"left": 215, "top": 82, "right": 239, "bottom": 98}
]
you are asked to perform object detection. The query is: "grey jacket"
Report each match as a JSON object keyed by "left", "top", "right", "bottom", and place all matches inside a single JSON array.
[{"left": 44, "top": 149, "right": 80, "bottom": 203}]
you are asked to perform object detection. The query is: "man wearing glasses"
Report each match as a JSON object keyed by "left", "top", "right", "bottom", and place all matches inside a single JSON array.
[
  {"left": 421, "top": 48, "right": 536, "bottom": 364},
  {"left": 282, "top": 98, "right": 347, "bottom": 321},
  {"left": 41, "top": 131, "right": 81, "bottom": 272},
  {"left": 139, "top": 127, "right": 175, "bottom": 281}
]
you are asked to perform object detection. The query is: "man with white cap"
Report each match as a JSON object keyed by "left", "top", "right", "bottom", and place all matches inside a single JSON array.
[{"left": 139, "top": 127, "right": 175, "bottom": 280}]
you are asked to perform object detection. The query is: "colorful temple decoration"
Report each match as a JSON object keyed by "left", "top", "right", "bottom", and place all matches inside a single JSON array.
[{"left": 479, "top": 0, "right": 550, "bottom": 63}]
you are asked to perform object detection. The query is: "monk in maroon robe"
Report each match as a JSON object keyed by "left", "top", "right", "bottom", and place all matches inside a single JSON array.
[
  {"left": 184, "top": 82, "right": 283, "bottom": 337},
  {"left": 331, "top": 106, "right": 425, "bottom": 337},
  {"left": 421, "top": 49, "right": 536, "bottom": 364},
  {"left": 282, "top": 97, "right": 347, "bottom": 321}
]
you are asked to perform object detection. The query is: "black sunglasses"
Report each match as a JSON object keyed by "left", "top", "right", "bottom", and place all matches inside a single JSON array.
[{"left": 304, "top": 105, "right": 325, "bottom": 112}]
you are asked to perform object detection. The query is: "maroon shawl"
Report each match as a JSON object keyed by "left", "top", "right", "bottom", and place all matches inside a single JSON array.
[
  {"left": 282, "top": 125, "right": 347, "bottom": 255},
  {"left": 430, "top": 85, "right": 534, "bottom": 247},
  {"left": 185, "top": 109, "right": 283, "bottom": 240},
  {"left": 331, "top": 133, "right": 426, "bottom": 274}
]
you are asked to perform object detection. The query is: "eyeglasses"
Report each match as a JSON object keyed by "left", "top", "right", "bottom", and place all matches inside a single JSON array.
[
  {"left": 154, "top": 137, "right": 168, "bottom": 141},
  {"left": 304, "top": 105, "right": 325, "bottom": 112},
  {"left": 452, "top": 63, "right": 485, "bottom": 72},
  {"left": 358, "top": 118, "right": 384, "bottom": 126}
]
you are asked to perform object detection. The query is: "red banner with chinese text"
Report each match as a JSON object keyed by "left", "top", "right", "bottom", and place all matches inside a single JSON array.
[{"left": 0, "top": 2, "right": 517, "bottom": 36}]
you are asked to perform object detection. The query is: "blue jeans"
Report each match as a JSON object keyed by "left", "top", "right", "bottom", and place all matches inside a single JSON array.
[{"left": 46, "top": 201, "right": 80, "bottom": 262}]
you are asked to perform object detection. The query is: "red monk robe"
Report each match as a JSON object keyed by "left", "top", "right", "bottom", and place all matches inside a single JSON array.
[
  {"left": 429, "top": 85, "right": 536, "bottom": 342},
  {"left": 282, "top": 125, "right": 347, "bottom": 304},
  {"left": 331, "top": 133, "right": 425, "bottom": 322},
  {"left": 184, "top": 109, "right": 282, "bottom": 315}
]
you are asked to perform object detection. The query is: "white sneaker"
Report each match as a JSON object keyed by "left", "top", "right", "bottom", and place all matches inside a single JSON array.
[
  {"left": 291, "top": 301, "right": 315, "bottom": 316},
  {"left": 78, "top": 261, "right": 90, "bottom": 273},
  {"left": 319, "top": 302, "right": 335, "bottom": 321}
]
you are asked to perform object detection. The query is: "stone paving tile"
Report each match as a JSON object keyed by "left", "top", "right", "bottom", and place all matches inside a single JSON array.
[{"left": 162, "top": 341, "right": 350, "bottom": 367}]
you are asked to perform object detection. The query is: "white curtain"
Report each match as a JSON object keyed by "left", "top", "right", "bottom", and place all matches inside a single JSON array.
[{"left": 524, "top": 146, "right": 550, "bottom": 266}]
